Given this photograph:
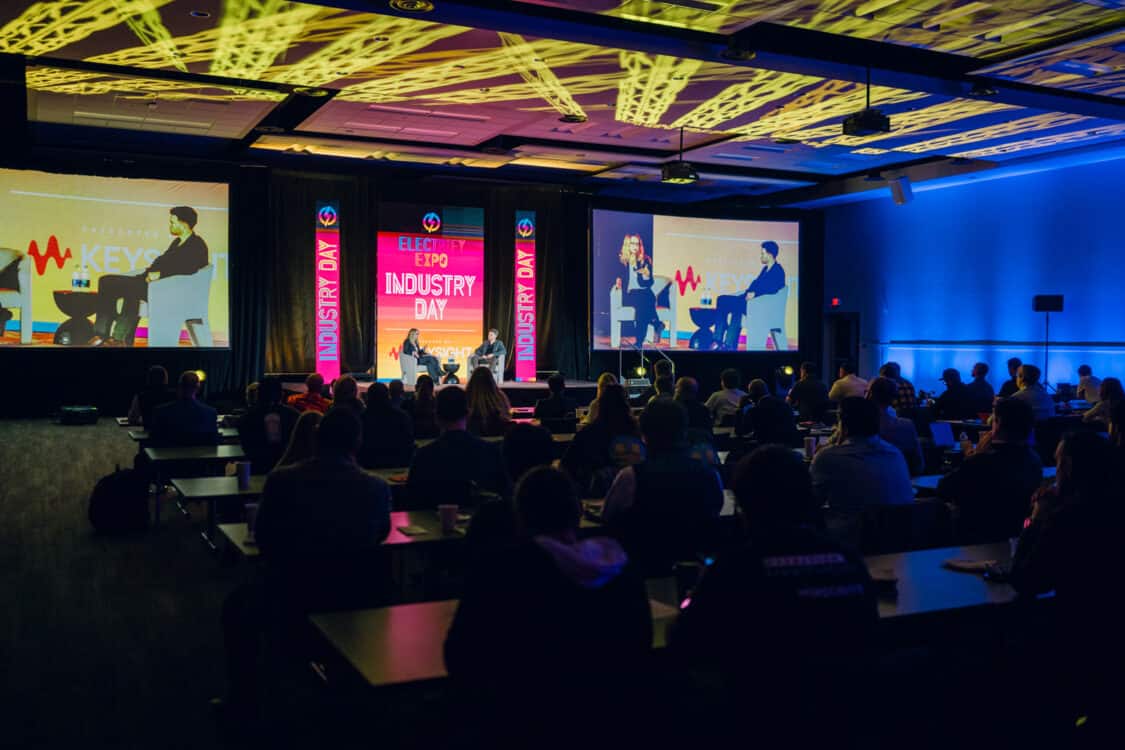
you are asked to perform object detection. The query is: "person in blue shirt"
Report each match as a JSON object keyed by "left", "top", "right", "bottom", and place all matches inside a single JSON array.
[{"left": 713, "top": 240, "right": 786, "bottom": 351}]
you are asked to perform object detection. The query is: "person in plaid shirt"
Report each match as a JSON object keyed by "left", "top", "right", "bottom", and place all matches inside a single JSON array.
[
  {"left": 879, "top": 362, "right": 916, "bottom": 415},
  {"left": 287, "top": 372, "right": 333, "bottom": 414}
]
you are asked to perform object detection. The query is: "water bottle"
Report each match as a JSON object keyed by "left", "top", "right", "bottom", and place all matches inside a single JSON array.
[
  {"left": 80, "top": 265, "right": 90, "bottom": 289},
  {"left": 71, "top": 269, "right": 79, "bottom": 291},
  {"left": 959, "top": 431, "right": 972, "bottom": 455}
]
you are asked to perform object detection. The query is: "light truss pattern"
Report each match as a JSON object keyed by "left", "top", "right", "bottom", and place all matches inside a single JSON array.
[
  {"left": 978, "top": 27, "right": 1125, "bottom": 99},
  {"left": 26, "top": 65, "right": 286, "bottom": 101},
  {"left": 615, "top": 52, "right": 702, "bottom": 127},
  {"left": 111, "top": 0, "right": 185, "bottom": 71},
  {"left": 792, "top": 97, "right": 1019, "bottom": 147},
  {"left": 896, "top": 111, "right": 1089, "bottom": 154},
  {"left": 669, "top": 67, "right": 822, "bottom": 131},
  {"left": 0, "top": 0, "right": 172, "bottom": 57},
  {"left": 952, "top": 122, "right": 1125, "bottom": 159},
  {"left": 496, "top": 33, "right": 585, "bottom": 118},
  {"left": 209, "top": 0, "right": 321, "bottom": 80}
]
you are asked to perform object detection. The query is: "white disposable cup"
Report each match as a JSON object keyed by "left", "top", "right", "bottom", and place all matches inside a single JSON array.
[
  {"left": 438, "top": 504, "right": 459, "bottom": 534},
  {"left": 236, "top": 461, "right": 252, "bottom": 490}
]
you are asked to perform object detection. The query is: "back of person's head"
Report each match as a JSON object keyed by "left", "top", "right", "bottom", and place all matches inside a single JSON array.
[
  {"left": 367, "top": 382, "right": 390, "bottom": 409},
  {"left": 595, "top": 384, "right": 635, "bottom": 434},
  {"left": 732, "top": 445, "right": 817, "bottom": 527},
  {"left": 596, "top": 371, "right": 618, "bottom": 396},
  {"left": 334, "top": 375, "right": 359, "bottom": 401},
  {"left": 973, "top": 362, "right": 989, "bottom": 378},
  {"left": 316, "top": 408, "right": 362, "bottom": 459},
  {"left": 547, "top": 372, "right": 566, "bottom": 395},
  {"left": 415, "top": 374, "right": 435, "bottom": 401},
  {"left": 516, "top": 466, "right": 581, "bottom": 537},
  {"left": 503, "top": 423, "right": 556, "bottom": 484},
  {"left": 674, "top": 376, "right": 699, "bottom": 401},
  {"left": 1057, "top": 431, "right": 1117, "bottom": 506},
  {"left": 941, "top": 368, "right": 963, "bottom": 387},
  {"left": 839, "top": 361, "right": 856, "bottom": 376},
  {"left": 305, "top": 372, "right": 325, "bottom": 396},
  {"left": 654, "top": 375, "right": 674, "bottom": 396},
  {"left": 258, "top": 376, "right": 284, "bottom": 405},
  {"left": 838, "top": 397, "right": 879, "bottom": 438},
  {"left": 146, "top": 365, "right": 168, "bottom": 388},
  {"left": 868, "top": 376, "right": 898, "bottom": 408},
  {"left": 747, "top": 378, "right": 769, "bottom": 402},
  {"left": 639, "top": 397, "right": 687, "bottom": 452},
  {"left": 435, "top": 385, "right": 468, "bottom": 425},
  {"left": 720, "top": 368, "right": 741, "bottom": 390},
  {"left": 1018, "top": 364, "right": 1041, "bottom": 387},
  {"left": 278, "top": 410, "right": 322, "bottom": 467},
  {"left": 879, "top": 361, "right": 902, "bottom": 379},
  {"left": 1007, "top": 357, "right": 1022, "bottom": 376},
  {"left": 654, "top": 359, "right": 673, "bottom": 379},
  {"left": 1100, "top": 377, "right": 1124, "bottom": 403},
  {"left": 388, "top": 379, "right": 405, "bottom": 400},
  {"left": 1078, "top": 364, "right": 1092, "bottom": 377},
  {"left": 178, "top": 370, "right": 201, "bottom": 399},
  {"left": 245, "top": 382, "right": 259, "bottom": 408},
  {"left": 992, "top": 397, "right": 1034, "bottom": 442},
  {"left": 467, "top": 365, "right": 509, "bottom": 420}
]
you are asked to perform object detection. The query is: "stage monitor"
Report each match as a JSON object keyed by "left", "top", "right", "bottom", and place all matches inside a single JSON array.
[
  {"left": 375, "top": 202, "right": 485, "bottom": 380},
  {"left": 591, "top": 209, "right": 799, "bottom": 352},
  {"left": 0, "top": 168, "right": 230, "bottom": 348}
]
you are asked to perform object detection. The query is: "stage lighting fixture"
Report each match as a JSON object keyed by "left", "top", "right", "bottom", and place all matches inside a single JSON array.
[
  {"left": 842, "top": 68, "right": 891, "bottom": 137},
  {"left": 888, "top": 175, "right": 913, "bottom": 205},
  {"left": 559, "top": 113, "right": 587, "bottom": 123},
  {"left": 783, "top": 365, "right": 794, "bottom": 376},
  {"left": 193, "top": 370, "right": 207, "bottom": 383},
  {"left": 661, "top": 127, "right": 698, "bottom": 185},
  {"left": 634, "top": 365, "right": 647, "bottom": 377},
  {"left": 389, "top": 0, "right": 434, "bottom": 12}
]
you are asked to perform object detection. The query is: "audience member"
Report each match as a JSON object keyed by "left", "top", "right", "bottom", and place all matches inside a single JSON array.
[
  {"left": 787, "top": 361, "right": 830, "bottom": 421},
  {"left": 878, "top": 361, "right": 917, "bottom": 415},
  {"left": 358, "top": 382, "right": 415, "bottom": 469},
  {"left": 649, "top": 374, "right": 674, "bottom": 402},
  {"left": 937, "top": 398, "right": 1042, "bottom": 543},
  {"left": 1082, "top": 377, "right": 1124, "bottom": 426},
  {"left": 1011, "top": 364, "right": 1054, "bottom": 421},
  {"left": 673, "top": 376, "right": 712, "bottom": 436},
  {"left": 286, "top": 373, "right": 332, "bottom": 414},
  {"left": 561, "top": 384, "right": 639, "bottom": 497},
  {"left": 604, "top": 398, "right": 723, "bottom": 574},
  {"left": 1076, "top": 364, "right": 1101, "bottom": 403},
  {"left": 533, "top": 373, "right": 578, "bottom": 422},
  {"left": 444, "top": 467, "right": 651, "bottom": 742},
  {"left": 502, "top": 423, "right": 556, "bottom": 485},
  {"left": 387, "top": 379, "right": 410, "bottom": 410},
  {"left": 704, "top": 368, "right": 746, "bottom": 426},
  {"left": 632, "top": 359, "right": 672, "bottom": 405},
  {"left": 274, "top": 410, "right": 321, "bottom": 470},
  {"left": 328, "top": 375, "right": 364, "bottom": 416},
  {"left": 828, "top": 361, "right": 867, "bottom": 402},
  {"left": 244, "top": 382, "right": 259, "bottom": 410},
  {"left": 998, "top": 357, "right": 1022, "bottom": 398},
  {"left": 239, "top": 377, "right": 300, "bottom": 473},
  {"left": 407, "top": 374, "right": 439, "bottom": 438},
  {"left": 149, "top": 371, "right": 219, "bottom": 447},
  {"left": 583, "top": 371, "right": 619, "bottom": 424},
  {"left": 867, "top": 376, "right": 923, "bottom": 475},
  {"left": 966, "top": 362, "right": 995, "bottom": 416},
  {"left": 935, "top": 368, "right": 976, "bottom": 420},
  {"left": 466, "top": 365, "right": 512, "bottom": 437},
  {"left": 1110, "top": 401, "right": 1125, "bottom": 449},
  {"left": 736, "top": 378, "right": 799, "bottom": 445},
  {"left": 408, "top": 386, "right": 509, "bottom": 506},
  {"left": 673, "top": 446, "right": 877, "bottom": 745},
  {"left": 127, "top": 365, "right": 174, "bottom": 426}
]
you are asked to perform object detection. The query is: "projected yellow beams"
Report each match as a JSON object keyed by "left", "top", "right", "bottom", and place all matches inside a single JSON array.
[
  {"left": 615, "top": 52, "right": 701, "bottom": 127},
  {"left": 496, "top": 33, "right": 585, "bottom": 118},
  {"left": 670, "top": 68, "right": 822, "bottom": 131},
  {"left": 791, "top": 97, "right": 1018, "bottom": 147},
  {"left": 209, "top": 1, "right": 321, "bottom": 80},
  {"left": 111, "top": 0, "right": 186, "bottom": 72},
  {"left": 26, "top": 65, "right": 286, "bottom": 101},
  {"left": 0, "top": 0, "right": 173, "bottom": 57},
  {"left": 897, "top": 112, "right": 1089, "bottom": 154},
  {"left": 953, "top": 122, "right": 1125, "bottom": 159}
]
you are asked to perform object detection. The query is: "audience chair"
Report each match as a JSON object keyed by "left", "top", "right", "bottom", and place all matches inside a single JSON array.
[
  {"left": 0, "top": 250, "right": 33, "bottom": 344},
  {"left": 609, "top": 275, "right": 677, "bottom": 347},
  {"left": 400, "top": 354, "right": 419, "bottom": 384},
  {"left": 739, "top": 283, "right": 789, "bottom": 351}
]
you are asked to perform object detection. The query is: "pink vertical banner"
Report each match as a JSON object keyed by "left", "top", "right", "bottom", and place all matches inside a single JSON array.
[
  {"left": 315, "top": 202, "right": 340, "bottom": 383},
  {"left": 514, "top": 211, "right": 537, "bottom": 382}
]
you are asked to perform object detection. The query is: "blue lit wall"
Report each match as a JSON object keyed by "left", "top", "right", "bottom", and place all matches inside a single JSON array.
[{"left": 823, "top": 157, "right": 1125, "bottom": 394}]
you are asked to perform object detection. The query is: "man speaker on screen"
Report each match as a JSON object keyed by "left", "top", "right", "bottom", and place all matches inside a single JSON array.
[
  {"left": 90, "top": 206, "right": 209, "bottom": 346},
  {"left": 469, "top": 328, "right": 506, "bottom": 374},
  {"left": 713, "top": 241, "right": 785, "bottom": 351}
]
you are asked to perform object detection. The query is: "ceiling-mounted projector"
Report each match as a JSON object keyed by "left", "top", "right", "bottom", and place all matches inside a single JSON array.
[
  {"left": 661, "top": 160, "right": 698, "bottom": 184},
  {"left": 842, "top": 107, "right": 891, "bottom": 136}
]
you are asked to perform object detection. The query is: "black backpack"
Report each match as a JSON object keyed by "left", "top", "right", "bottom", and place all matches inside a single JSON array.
[{"left": 88, "top": 466, "right": 150, "bottom": 534}]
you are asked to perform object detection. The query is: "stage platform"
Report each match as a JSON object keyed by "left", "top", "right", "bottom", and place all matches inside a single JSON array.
[{"left": 277, "top": 377, "right": 599, "bottom": 408}]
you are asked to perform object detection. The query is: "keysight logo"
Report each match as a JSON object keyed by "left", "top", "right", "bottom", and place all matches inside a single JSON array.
[
  {"left": 516, "top": 217, "right": 535, "bottom": 238},
  {"left": 422, "top": 212, "right": 441, "bottom": 233}
]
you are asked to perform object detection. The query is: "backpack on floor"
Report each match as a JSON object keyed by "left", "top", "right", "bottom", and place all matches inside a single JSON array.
[{"left": 88, "top": 465, "right": 150, "bottom": 534}]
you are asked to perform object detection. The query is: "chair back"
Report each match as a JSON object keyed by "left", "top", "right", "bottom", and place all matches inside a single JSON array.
[{"left": 144, "top": 265, "right": 214, "bottom": 346}]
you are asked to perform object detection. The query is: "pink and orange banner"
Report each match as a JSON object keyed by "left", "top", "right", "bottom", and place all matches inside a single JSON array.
[
  {"left": 513, "top": 211, "right": 537, "bottom": 382},
  {"left": 315, "top": 201, "right": 341, "bottom": 383}
]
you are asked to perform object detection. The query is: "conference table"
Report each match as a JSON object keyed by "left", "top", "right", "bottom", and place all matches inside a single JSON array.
[
  {"left": 912, "top": 465, "right": 1056, "bottom": 493},
  {"left": 146, "top": 444, "right": 247, "bottom": 525},
  {"left": 171, "top": 475, "right": 267, "bottom": 549},
  {"left": 129, "top": 427, "right": 239, "bottom": 443}
]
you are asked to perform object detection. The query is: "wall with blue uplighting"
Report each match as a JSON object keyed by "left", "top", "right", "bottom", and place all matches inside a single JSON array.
[{"left": 823, "top": 157, "right": 1125, "bottom": 395}]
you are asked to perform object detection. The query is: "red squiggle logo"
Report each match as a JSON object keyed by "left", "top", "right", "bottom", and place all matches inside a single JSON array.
[
  {"left": 673, "top": 266, "right": 701, "bottom": 296},
  {"left": 389, "top": 347, "right": 400, "bottom": 361},
  {"left": 28, "top": 235, "right": 73, "bottom": 275}
]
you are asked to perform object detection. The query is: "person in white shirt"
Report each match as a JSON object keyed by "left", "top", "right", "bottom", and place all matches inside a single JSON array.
[
  {"left": 1077, "top": 365, "right": 1101, "bottom": 404},
  {"left": 1010, "top": 364, "right": 1055, "bottom": 421},
  {"left": 828, "top": 361, "right": 868, "bottom": 402},
  {"left": 704, "top": 368, "right": 747, "bottom": 426}
]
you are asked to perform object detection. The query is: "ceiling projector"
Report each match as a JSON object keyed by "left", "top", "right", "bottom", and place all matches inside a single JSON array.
[
  {"left": 842, "top": 107, "right": 891, "bottom": 136},
  {"left": 661, "top": 160, "right": 698, "bottom": 184}
]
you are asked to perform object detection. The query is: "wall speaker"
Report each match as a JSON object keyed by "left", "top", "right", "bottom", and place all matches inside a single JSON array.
[
  {"left": 888, "top": 175, "right": 913, "bottom": 205},
  {"left": 1032, "top": 294, "right": 1063, "bottom": 313}
]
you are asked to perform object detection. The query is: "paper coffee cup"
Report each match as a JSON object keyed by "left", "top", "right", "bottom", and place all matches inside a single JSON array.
[{"left": 438, "top": 504, "right": 459, "bottom": 534}]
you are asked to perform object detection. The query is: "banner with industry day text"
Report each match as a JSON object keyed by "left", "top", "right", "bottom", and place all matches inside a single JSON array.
[
  {"left": 513, "top": 211, "right": 536, "bottom": 382},
  {"left": 375, "top": 203, "right": 484, "bottom": 381}
]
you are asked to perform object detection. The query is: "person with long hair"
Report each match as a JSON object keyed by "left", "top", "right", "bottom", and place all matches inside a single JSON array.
[
  {"left": 583, "top": 371, "right": 619, "bottom": 425},
  {"left": 274, "top": 410, "right": 321, "bottom": 470},
  {"left": 1082, "top": 376, "right": 1124, "bottom": 427},
  {"left": 408, "top": 374, "right": 439, "bottom": 439},
  {"left": 615, "top": 234, "right": 662, "bottom": 346},
  {"left": 466, "top": 365, "right": 512, "bottom": 437},
  {"left": 562, "top": 383, "right": 640, "bottom": 496},
  {"left": 402, "top": 328, "right": 442, "bottom": 380}
]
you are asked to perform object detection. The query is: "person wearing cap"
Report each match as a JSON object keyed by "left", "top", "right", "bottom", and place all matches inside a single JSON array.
[
  {"left": 713, "top": 240, "right": 786, "bottom": 351},
  {"left": 935, "top": 368, "right": 976, "bottom": 420}
]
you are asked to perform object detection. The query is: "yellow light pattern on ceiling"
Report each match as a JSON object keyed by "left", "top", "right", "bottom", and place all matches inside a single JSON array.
[
  {"left": 0, "top": 0, "right": 173, "bottom": 57},
  {"left": 894, "top": 111, "right": 1088, "bottom": 154},
  {"left": 793, "top": 97, "right": 1019, "bottom": 147},
  {"left": 976, "top": 28, "right": 1125, "bottom": 97},
  {"left": 614, "top": 52, "right": 702, "bottom": 127},
  {"left": 209, "top": 0, "right": 322, "bottom": 80},
  {"left": 111, "top": 0, "right": 186, "bottom": 72},
  {"left": 669, "top": 68, "right": 822, "bottom": 131},
  {"left": 602, "top": 0, "right": 778, "bottom": 32},
  {"left": 497, "top": 32, "right": 586, "bottom": 118},
  {"left": 26, "top": 65, "right": 286, "bottom": 101},
  {"left": 952, "top": 122, "right": 1125, "bottom": 159}
]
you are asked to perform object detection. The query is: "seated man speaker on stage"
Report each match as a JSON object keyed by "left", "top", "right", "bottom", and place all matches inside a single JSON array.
[
  {"left": 90, "top": 206, "right": 209, "bottom": 346},
  {"left": 712, "top": 241, "right": 786, "bottom": 351},
  {"left": 469, "top": 328, "right": 506, "bottom": 382}
]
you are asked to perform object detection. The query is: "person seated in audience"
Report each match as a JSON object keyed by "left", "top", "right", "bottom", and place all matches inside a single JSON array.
[
  {"left": 149, "top": 371, "right": 219, "bottom": 447},
  {"left": 444, "top": 467, "right": 652, "bottom": 743},
  {"left": 387, "top": 379, "right": 410, "bottom": 411},
  {"left": 867, "top": 376, "right": 923, "bottom": 476},
  {"left": 273, "top": 410, "right": 321, "bottom": 470},
  {"left": 560, "top": 383, "right": 639, "bottom": 497},
  {"left": 502, "top": 423, "right": 556, "bottom": 485},
  {"left": 648, "top": 374, "right": 674, "bottom": 403},
  {"left": 533, "top": 372, "right": 578, "bottom": 422},
  {"left": 966, "top": 361, "right": 995, "bottom": 416},
  {"left": 219, "top": 409, "right": 392, "bottom": 725},
  {"left": 127, "top": 365, "right": 174, "bottom": 426},
  {"left": 935, "top": 368, "right": 977, "bottom": 420},
  {"left": 1076, "top": 364, "right": 1101, "bottom": 403},
  {"left": 998, "top": 357, "right": 1022, "bottom": 399},
  {"left": 736, "top": 378, "right": 799, "bottom": 445},
  {"left": 673, "top": 445, "right": 877, "bottom": 744},
  {"left": 408, "top": 386, "right": 509, "bottom": 506},
  {"left": 787, "top": 361, "right": 830, "bottom": 422},
  {"left": 1110, "top": 401, "right": 1125, "bottom": 450},
  {"left": 1011, "top": 364, "right": 1054, "bottom": 421},
  {"left": 244, "top": 381, "right": 259, "bottom": 409},
  {"left": 582, "top": 371, "right": 619, "bottom": 424},
  {"left": 704, "top": 368, "right": 746, "bottom": 426},
  {"left": 632, "top": 359, "right": 672, "bottom": 405},
  {"left": 604, "top": 398, "right": 723, "bottom": 574},
  {"left": 673, "top": 376, "right": 712, "bottom": 437},
  {"left": 465, "top": 365, "right": 512, "bottom": 437},
  {"left": 1082, "top": 377, "right": 1123, "bottom": 427},
  {"left": 878, "top": 361, "right": 917, "bottom": 416},
  {"left": 407, "top": 374, "right": 439, "bottom": 439},
  {"left": 239, "top": 376, "right": 300, "bottom": 473},
  {"left": 811, "top": 397, "right": 913, "bottom": 532},
  {"left": 357, "top": 382, "right": 414, "bottom": 469},
  {"left": 828, "top": 361, "right": 867, "bottom": 402},
  {"left": 937, "top": 397, "right": 1042, "bottom": 543},
  {"left": 286, "top": 373, "right": 332, "bottom": 414},
  {"left": 328, "top": 375, "right": 364, "bottom": 416}
]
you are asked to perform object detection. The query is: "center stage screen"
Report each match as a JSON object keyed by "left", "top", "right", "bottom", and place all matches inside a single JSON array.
[
  {"left": 591, "top": 210, "right": 799, "bottom": 352},
  {"left": 375, "top": 203, "right": 484, "bottom": 380},
  {"left": 0, "top": 168, "right": 229, "bottom": 348}
]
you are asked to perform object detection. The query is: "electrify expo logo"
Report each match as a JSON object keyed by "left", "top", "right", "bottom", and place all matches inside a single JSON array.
[
  {"left": 318, "top": 206, "right": 338, "bottom": 228},
  {"left": 421, "top": 212, "right": 441, "bottom": 234},
  {"left": 516, "top": 218, "right": 535, "bottom": 238}
]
